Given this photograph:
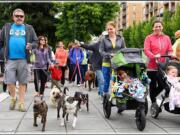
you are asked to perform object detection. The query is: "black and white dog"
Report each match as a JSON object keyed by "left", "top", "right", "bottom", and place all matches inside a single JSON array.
[
  {"left": 61, "top": 95, "right": 79, "bottom": 128},
  {"left": 55, "top": 87, "right": 79, "bottom": 128},
  {"left": 74, "top": 91, "right": 89, "bottom": 112}
]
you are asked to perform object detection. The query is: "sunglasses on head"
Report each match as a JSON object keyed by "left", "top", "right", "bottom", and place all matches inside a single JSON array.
[{"left": 14, "top": 15, "right": 24, "bottom": 18}]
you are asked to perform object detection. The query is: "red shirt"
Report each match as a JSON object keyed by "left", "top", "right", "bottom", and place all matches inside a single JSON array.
[{"left": 144, "top": 33, "right": 173, "bottom": 70}]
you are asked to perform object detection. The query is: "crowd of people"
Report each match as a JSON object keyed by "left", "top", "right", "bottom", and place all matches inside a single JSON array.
[{"left": 0, "top": 8, "right": 180, "bottom": 113}]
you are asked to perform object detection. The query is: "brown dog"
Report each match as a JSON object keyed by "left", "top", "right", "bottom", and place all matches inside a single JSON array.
[
  {"left": 85, "top": 70, "right": 95, "bottom": 91},
  {"left": 33, "top": 96, "right": 48, "bottom": 132}
]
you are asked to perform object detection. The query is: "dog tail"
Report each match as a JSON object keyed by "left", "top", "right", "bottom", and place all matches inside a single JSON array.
[{"left": 63, "top": 87, "right": 69, "bottom": 95}]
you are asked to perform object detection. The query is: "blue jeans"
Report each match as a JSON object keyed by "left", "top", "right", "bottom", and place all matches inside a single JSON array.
[
  {"left": 102, "top": 66, "right": 111, "bottom": 93},
  {"left": 96, "top": 69, "right": 104, "bottom": 96}
]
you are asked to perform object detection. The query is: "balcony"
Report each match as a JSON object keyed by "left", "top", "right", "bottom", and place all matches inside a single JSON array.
[
  {"left": 145, "top": 9, "right": 149, "bottom": 15},
  {"left": 122, "top": 5, "right": 126, "bottom": 11},
  {"left": 163, "top": 1, "right": 169, "bottom": 5},
  {"left": 149, "top": 7, "right": 154, "bottom": 12},
  {"left": 145, "top": 2, "right": 150, "bottom": 6},
  {"left": 154, "top": 3, "right": 158, "bottom": 10},
  {"left": 122, "top": 12, "right": 126, "bottom": 17}
]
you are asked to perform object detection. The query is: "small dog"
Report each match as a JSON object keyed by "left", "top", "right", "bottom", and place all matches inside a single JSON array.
[
  {"left": 74, "top": 91, "right": 89, "bottom": 112},
  {"left": 56, "top": 87, "right": 69, "bottom": 119},
  {"left": 33, "top": 96, "right": 48, "bottom": 132},
  {"left": 49, "top": 86, "right": 61, "bottom": 107},
  {"left": 61, "top": 95, "right": 79, "bottom": 128},
  {"left": 85, "top": 70, "right": 95, "bottom": 91}
]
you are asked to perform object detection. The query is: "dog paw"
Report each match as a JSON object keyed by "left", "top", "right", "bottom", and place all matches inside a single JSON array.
[
  {"left": 33, "top": 124, "right": 38, "bottom": 127},
  {"left": 72, "top": 125, "right": 76, "bottom": 129},
  {"left": 60, "top": 122, "right": 64, "bottom": 126}
]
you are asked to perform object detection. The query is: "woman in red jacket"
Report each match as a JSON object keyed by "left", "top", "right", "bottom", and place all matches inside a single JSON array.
[
  {"left": 144, "top": 20, "right": 173, "bottom": 105},
  {"left": 55, "top": 41, "right": 68, "bottom": 86}
]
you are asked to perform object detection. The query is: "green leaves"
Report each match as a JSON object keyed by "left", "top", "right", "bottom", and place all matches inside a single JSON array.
[
  {"left": 122, "top": 4, "right": 180, "bottom": 48},
  {"left": 54, "top": 2, "right": 120, "bottom": 46}
]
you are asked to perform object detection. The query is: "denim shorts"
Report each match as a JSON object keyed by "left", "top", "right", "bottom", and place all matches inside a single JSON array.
[{"left": 4, "top": 59, "right": 28, "bottom": 84}]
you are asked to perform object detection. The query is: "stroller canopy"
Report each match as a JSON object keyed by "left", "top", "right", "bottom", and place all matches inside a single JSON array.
[{"left": 111, "top": 48, "right": 147, "bottom": 69}]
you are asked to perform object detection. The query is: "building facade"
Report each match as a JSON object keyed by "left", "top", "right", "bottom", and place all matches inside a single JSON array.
[{"left": 116, "top": 1, "right": 180, "bottom": 30}]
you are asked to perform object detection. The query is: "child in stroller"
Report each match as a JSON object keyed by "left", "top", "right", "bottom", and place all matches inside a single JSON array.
[
  {"left": 150, "top": 56, "right": 180, "bottom": 118},
  {"left": 112, "top": 69, "right": 149, "bottom": 113},
  {"left": 117, "top": 70, "right": 132, "bottom": 83},
  {"left": 166, "top": 65, "right": 180, "bottom": 111}
]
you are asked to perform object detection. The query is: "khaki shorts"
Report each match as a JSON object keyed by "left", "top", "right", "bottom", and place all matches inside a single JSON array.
[{"left": 4, "top": 59, "right": 28, "bottom": 84}]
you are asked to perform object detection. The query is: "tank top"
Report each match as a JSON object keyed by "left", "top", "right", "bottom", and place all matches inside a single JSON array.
[{"left": 176, "top": 42, "right": 180, "bottom": 58}]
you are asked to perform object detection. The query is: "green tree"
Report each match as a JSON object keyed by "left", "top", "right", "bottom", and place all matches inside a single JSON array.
[
  {"left": 171, "top": 4, "right": 180, "bottom": 43},
  {"left": 162, "top": 9, "right": 174, "bottom": 43},
  {"left": 134, "top": 22, "right": 144, "bottom": 48},
  {"left": 129, "top": 23, "right": 136, "bottom": 48},
  {"left": 54, "top": 2, "right": 120, "bottom": 46},
  {"left": 122, "top": 26, "right": 131, "bottom": 47},
  {"left": 0, "top": 3, "right": 58, "bottom": 49}
]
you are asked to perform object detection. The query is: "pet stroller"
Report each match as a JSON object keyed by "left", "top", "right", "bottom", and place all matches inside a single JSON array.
[
  {"left": 150, "top": 55, "right": 180, "bottom": 119},
  {"left": 103, "top": 48, "right": 149, "bottom": 131}
]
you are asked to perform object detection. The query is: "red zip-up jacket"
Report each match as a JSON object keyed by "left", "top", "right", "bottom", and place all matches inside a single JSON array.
[{"left": 144, "top": 33, "right": 173, "bottom": 70}]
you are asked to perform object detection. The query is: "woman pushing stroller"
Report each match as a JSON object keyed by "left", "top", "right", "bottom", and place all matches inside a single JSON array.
[{"left": 144, "top": 20, "right": 173, "bottom": 107}]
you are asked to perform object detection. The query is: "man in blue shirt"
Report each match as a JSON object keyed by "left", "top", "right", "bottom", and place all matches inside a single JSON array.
[{"left": 0, "top": 8, "right": 38, "bottom": 112}]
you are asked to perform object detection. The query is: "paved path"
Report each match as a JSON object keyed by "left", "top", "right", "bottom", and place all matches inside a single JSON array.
[{"left": 0, "top": 82, "right": 180, "bottom": 134}]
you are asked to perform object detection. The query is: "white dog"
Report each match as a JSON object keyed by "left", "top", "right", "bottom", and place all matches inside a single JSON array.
[{"left": 49, "top": 86, "right": 61, "bottom": 107}]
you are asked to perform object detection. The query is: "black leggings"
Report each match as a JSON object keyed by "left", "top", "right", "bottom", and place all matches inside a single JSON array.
[
  {"left": 34, "top": 69, "right": 48, "bottom": 95},
  {"left": 60, "top": 66, "right": 66, "bottom": 85},
  {"left": 147, "top": 71, "right": 164, "bottom": 103}
]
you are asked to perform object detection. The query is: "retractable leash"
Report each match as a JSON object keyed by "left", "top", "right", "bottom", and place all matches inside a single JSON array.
[{"left": 70, "top": 48, "right": 82, "bottom": 83}]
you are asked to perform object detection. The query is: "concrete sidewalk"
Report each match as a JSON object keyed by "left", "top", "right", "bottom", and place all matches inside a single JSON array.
[{"left": 0, "top": 82, "right": 180, "bottom": 134}]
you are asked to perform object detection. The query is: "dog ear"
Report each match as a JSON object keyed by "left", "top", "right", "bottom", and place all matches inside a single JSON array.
[{"left": 63, "top": 87, "right": 69, "bottom": 95}]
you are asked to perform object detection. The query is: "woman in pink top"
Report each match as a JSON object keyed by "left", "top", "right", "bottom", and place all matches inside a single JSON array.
[
  {"left": 144, "top": 20, "right": 173, "bottom": 105},
  {"left": 55, "top": 41, "right": 68, "bottom": 86}
]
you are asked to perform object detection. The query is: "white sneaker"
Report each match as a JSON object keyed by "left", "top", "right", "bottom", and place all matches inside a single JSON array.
[{"left": 77, "top": 84, "right": 80, "bottom": 87}]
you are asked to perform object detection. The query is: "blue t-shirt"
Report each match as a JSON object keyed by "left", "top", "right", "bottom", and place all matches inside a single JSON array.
[{"left": 9, "top": 23, "right": 26, "bottom": 59}]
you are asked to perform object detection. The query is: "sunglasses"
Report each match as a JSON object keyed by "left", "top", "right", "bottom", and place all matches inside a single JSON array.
[
  {"left": 14, "top": 15, "right": 24, "bottom": 18},
  {"left": 107, "top": 28, "right": 113, "bottom": 31}
]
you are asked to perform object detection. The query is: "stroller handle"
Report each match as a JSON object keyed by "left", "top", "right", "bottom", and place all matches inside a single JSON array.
[
  {"left": 155, "top": 55, "right": 179, "bottom": 63},
  {"left": 158, "top": 55, "right": 179, "bottom": 60}
]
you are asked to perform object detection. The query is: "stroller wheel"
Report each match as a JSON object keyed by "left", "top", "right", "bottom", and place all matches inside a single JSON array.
[
  {"left": 135, "top": 107, "right": 146, "bottom": 131},
  {"left": 103, "top": 94, "right": 111, "bottom": 119},
  {"left": 150, "top": 102, "right": 160, "bottom": 118}
]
